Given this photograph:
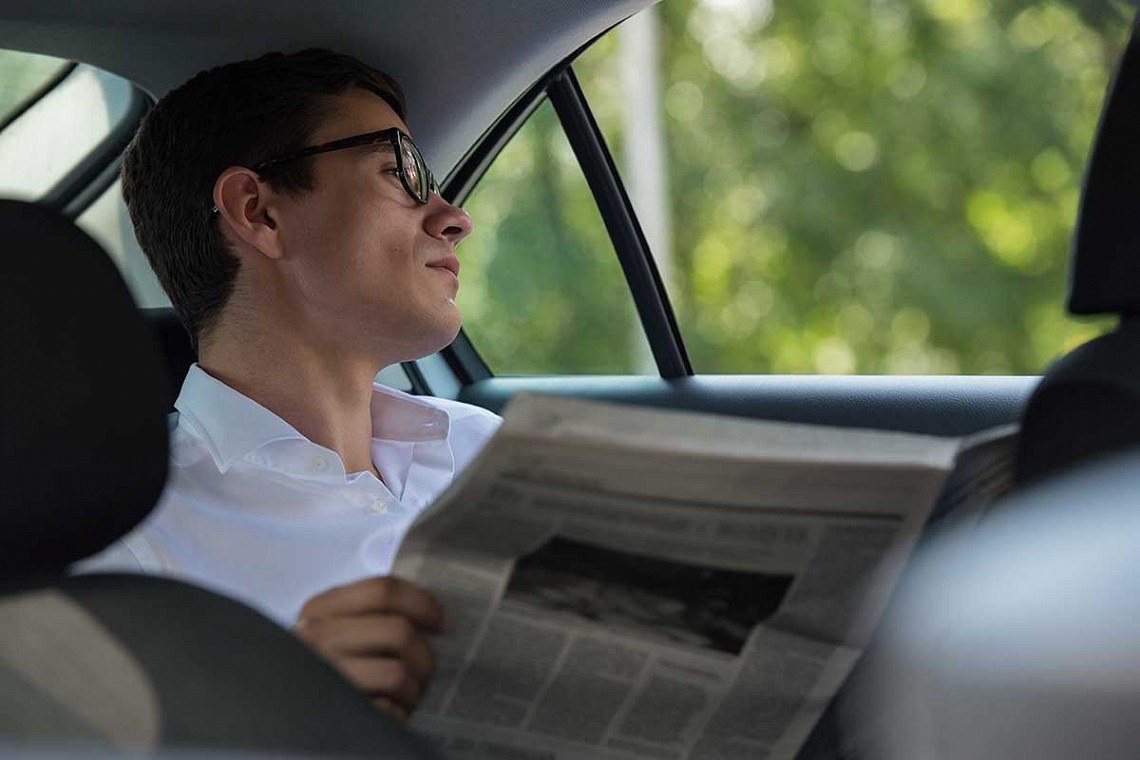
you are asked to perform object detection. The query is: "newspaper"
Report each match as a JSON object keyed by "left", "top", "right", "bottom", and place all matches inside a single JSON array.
[
  {"left": 926, "top": 423, "right": 1019, "bottom": 529},
  {"left": 393, "top": 395, "right": 1016, "bottom": 760}
]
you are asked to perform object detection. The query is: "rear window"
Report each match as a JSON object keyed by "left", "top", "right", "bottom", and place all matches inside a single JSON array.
[
  {"left": 572, "top": 0, "right": 1127, "bottom": 374},
  {"left": 0, "top": 52, "right": 136, "bottom": 202}
]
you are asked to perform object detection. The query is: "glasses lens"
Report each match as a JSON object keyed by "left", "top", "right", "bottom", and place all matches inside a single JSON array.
[{"left": 400, "top": 137, "right": 431, "bottom": 203}]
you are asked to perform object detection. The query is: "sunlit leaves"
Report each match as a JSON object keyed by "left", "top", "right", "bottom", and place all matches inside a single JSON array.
[
  {"left": 459, "top": 0, "right": 1125, "bottom": 375},
  {"left": 648, "top": 0, "right": 1125, "bottom": 374}
]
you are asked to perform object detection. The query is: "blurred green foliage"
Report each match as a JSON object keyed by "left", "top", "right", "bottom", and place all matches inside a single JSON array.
[
  {"left": 457, "top": 101, "right": 653, "bottom": 374},
  {"left": 459, "top": 0, "right": 1129, "bottom": 375}
]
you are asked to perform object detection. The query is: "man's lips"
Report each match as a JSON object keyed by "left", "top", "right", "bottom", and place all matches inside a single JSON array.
[{"left": 427, "top": 255, "right": 460, "bottom": 278}]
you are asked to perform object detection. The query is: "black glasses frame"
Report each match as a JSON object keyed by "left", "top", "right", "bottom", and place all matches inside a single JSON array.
[{"left": 250, "top": 127, "right": 439, "bottom": 205}]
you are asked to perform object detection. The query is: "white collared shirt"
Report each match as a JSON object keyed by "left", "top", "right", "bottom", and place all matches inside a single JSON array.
[{"left": 79, "top": 364, "right": 501, "bottom": 626}]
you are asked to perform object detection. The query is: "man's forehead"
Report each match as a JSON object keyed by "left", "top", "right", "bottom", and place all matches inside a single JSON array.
[{"left": 315, "top": 88, "right": 411, "bottom": 142}]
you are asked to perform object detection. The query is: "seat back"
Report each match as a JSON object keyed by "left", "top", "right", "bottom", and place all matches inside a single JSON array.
[
  {"left": 1017, "top": 318, "right": 1140, "bottom": 482},
  {"left": 863, "top": 448, "right": 1140, "bottom": 759},
  {"left": 0, "top": 199, "right": 434, "bottom": 758},
  {"left": 1015, "top": 20, "right": 1140, "bottom": 483},
  {"left": 142, "top": 307, "right": 196, "bottom": 406}
]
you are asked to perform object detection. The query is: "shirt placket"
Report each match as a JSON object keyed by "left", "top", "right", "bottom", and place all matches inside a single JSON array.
[{"left": 402, "top": 437, "right": 456, "bottom": 510}]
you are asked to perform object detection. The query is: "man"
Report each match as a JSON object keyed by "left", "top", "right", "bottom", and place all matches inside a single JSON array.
[{"left": 81, "top": 49, "right": 502, "bottom": 722}]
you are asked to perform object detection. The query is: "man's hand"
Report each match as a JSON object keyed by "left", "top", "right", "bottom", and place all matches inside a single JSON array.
[{"left": 295, "top": 576, "right": 448, "bottom": 722}]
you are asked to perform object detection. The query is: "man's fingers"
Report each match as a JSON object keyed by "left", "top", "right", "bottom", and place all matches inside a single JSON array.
[
  {"left": 294, "top": 577, "right": 448, "bottom": 719},
  {"left": 299, "top": 576, "right": 447, "bottom": 632},
  {"left": 336, "top": 655, "right": 424, "bottom": 712},
  {"left": 296, "top": 613, "right": 435, "bottom": 682}
]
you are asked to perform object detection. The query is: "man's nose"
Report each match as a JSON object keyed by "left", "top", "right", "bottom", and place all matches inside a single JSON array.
[{"left": 424, "top": 194, "right": 474, "bottom": 246}]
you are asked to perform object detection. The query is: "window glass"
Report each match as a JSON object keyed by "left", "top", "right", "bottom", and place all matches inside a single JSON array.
[
  {"left": 0, "top": 61, "right": 133, "bottom": 201},
  {"left": 76, "top": 179, "right": 170, "bottom": 308},
  {"left": 0, "top": 50, "right": 68, "bottom": 123},
  {"left": 376, "top": 364, "right": 414, "bottom": 393},
  {"left": 576, "top": 0, "right": 1127, "bottom": 374},
  {"left": 458, "top": 99, "right": 655, "bottom": 374}
]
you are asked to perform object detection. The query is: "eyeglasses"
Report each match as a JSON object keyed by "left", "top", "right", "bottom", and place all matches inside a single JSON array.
[{"left": 250, "top": 127, "right": 440, "bottom": 205}]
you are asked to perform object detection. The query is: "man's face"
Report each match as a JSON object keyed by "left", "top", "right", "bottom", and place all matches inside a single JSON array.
[{"left": 270, "top": 88, "right": 473, "bottom": 364}]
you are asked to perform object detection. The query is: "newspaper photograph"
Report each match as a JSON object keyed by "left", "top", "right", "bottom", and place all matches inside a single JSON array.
[{"left": 392, "top": 394, "right": 981, "bottom": 760}]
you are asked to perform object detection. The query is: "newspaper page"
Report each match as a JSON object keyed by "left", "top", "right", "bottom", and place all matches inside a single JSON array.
[
  {"left": 926, "top": 424, "right": 1019, "bottom": 530},
  {"left": 393, "top": 395, "right": 962, "bottom": 760}
]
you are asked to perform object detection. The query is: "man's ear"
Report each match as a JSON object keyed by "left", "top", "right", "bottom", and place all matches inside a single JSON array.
[{"left": 213, "top": 167, "right": 284, "bottom": 260}]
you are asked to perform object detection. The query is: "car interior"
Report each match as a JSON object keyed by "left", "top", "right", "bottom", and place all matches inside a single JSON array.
[{"left": 2, "top": 0, "right": 1140, "bottom": 756}]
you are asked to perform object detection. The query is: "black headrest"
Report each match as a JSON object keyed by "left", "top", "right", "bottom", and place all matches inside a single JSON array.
[
  {"left": 866, "top": 447, "right": 1140, "bottom": 758},
  {"left": 1069, "top": 20, "right": 1140, "bottom": 315},
  {"left": 1016, "top": 317, "right": 1140, "bottom": 482},
  {"left": 0, "top": 199, "right": 169, "bottom": 576}
]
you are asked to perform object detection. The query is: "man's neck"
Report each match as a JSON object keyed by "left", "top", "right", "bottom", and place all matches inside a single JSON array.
[{"left": 199, "top": 330, "right": 383, "bottom": 479}]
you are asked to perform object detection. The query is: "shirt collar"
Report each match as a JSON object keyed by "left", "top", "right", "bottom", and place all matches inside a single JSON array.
[
  {"left": 174, "top": 364, "right": 450, "bottom": 474},
  {"left": 370, "top": 382, "right": 451, "bottom": 445}
]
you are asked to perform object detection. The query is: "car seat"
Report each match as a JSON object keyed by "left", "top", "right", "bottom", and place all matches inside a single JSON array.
[
  {"left": 0, "top": 198, "right": 437, "bottom": 758},
  {"left": 858, "top": 446, "right": 1140, "bottom": 759},
  {"left": 142, "top": 306, "right": 197, "bottom": 408},
  {"left": 1015, "top": 19, "right": 1140, "bottom": 484}
]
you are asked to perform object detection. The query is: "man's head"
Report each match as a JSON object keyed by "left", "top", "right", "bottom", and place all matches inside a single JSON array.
[{"left": 123, "top": 48, "right": 472, "bottom": 361}]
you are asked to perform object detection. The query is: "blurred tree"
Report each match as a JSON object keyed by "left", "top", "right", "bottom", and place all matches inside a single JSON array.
[
  {"left": 460, "top": 0, "right": 1129, "bottom": 375},
  {"left": 458, "top": 101, "right": 653, "bottom": 374}
]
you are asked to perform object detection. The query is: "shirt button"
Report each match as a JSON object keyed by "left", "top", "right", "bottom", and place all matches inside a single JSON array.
[
  {"left": 311, "top": 455, "right": 328, "bottom": 471},
  {"left": 369, "top": 499, "right": 388, "bottom": 514}
]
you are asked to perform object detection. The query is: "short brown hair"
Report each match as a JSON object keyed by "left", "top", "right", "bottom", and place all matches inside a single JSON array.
[{"left": 122, "top": 49, "right": 405, "bottom": 348}]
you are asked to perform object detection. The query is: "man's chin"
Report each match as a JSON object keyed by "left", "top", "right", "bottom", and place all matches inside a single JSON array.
[
  {"left": 437, "top": 320, "right": 463, "bottom": 352},
  {"left": 439, "top": 303, "right": 462, "bottom": 345},
  {"left": 406, "top": 314, "right": 463, "bottom": 362}
]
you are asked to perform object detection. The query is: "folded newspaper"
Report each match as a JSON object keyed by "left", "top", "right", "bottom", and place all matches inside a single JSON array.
[{"left": 393, "top": 394, "right": 1018, "bottom": 760}]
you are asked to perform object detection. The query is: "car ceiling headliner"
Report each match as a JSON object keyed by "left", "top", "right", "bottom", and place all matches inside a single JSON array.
[{"left": 0, "top": 0, "right": 655, "bottom": 178}]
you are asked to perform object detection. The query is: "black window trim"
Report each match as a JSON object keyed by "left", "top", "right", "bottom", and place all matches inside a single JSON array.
[
  {"left": 437, "top": 24, "right": 692, "bottom": 385},
  {"left": 400, "top": 359, "right": 433, "bottom": 396},
  {"left": 547, "top": 67, "right": 691, "bottom": 379},
  {"left": 0, "top": 60, "right": 76, "bottom": 133}
]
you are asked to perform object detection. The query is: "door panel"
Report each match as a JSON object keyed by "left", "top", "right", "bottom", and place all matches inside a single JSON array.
[{"left": 459, "top": 374, "right": 1036, "bottom": 437}]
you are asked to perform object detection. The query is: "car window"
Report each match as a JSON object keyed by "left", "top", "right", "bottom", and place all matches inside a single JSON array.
[
  {"left": 0, "top": 55, "right": 134, "bottom": 202},
  {"left": 76, "top": 179, "right": 170, "bottom": 307},
  {"left": 0, "top": 49, "right": 164, "bottom": 305},
  {"left": 575, "top": 0, "right": 1128, "bottom": 375},
  {"left": 458, "top": 98, "right": 656, "bottom": 374},
  {"left": 0, "top": 49, "right": 168, "bottom": 306},
  {"left": 0, "top": 49, "right": 69, "bottom": 122}
]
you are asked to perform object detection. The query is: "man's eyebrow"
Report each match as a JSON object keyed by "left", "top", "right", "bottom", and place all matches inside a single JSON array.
[{"left": 362, "top": 141, "right": 397, "bottom": 157}]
